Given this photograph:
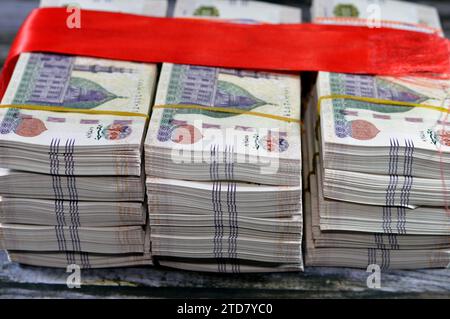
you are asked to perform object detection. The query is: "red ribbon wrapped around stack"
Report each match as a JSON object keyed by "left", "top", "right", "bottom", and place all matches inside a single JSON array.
[{"left": 1, "top": 7, "right": 449, "bottom": 99}]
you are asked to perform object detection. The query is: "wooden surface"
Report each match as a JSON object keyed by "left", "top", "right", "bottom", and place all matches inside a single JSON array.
[
  {"left": 0, "top": 0, "right": 449, "bottom": 298},
  {"left": 1, "top": 251, "right": 450, "bottom": 298}
]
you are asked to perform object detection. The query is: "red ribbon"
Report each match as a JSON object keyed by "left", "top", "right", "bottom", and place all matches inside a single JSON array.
[{"left": 1, "top": 7, "right": 449, "bottom": 99}]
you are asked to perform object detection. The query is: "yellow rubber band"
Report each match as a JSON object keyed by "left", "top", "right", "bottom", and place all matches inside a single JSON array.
[
  {"left": 0, "top": 104, "right": 149, "bottom": 119},
  {"left": 318, "top": 94, "right": 450, "bottom": 114},
  {"left": 153, "top": 104, "right": 301, "bottom": 124}
]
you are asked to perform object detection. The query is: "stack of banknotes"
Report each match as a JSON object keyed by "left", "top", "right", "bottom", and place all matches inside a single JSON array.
[
  {"left": 144, "top": 0, "right": 304, "bottom": 273},
  {"left": 1, "top": 0, "right": 448, "bottom": 272},
  {"left": 0, "top": 0, "right": 169, "bottom": 268},
  {"left": 303, "top": 0, "right": 450, "bottom": 269}
]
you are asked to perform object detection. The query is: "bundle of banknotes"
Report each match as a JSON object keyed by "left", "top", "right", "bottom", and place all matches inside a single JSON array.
[
  {"left": 1, "top": 0, "right": 449, "bottom": 272},
  {"left": 145, "top": 0, "right": 303, "bottom": 273},
  {"left": 0, "top": 0, "right": 169, "bottom": 268},
  {"left": 303, "top": 0, "right": 450, "bottom": 269}
]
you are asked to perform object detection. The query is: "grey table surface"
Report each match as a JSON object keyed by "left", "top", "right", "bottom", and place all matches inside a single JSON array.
[
  {"left": 0, "top": 0, "right": 449, "bottom": 298},
  {"left": 1, "top": 251, "right": 450, "bottom": 298}
]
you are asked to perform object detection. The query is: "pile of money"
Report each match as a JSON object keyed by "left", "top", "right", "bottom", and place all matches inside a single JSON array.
[
  {"left": 0, "top": 0, "right": 168, "bottom": 268},
  {"left": 3, "top": 0, "right": 448, "bottom": 273},
  {"left": 303, "top": 0, "right": 450, "bottom": 269},
  {"left": 144, "top": 0, "right": 304, "bottom": 273}
]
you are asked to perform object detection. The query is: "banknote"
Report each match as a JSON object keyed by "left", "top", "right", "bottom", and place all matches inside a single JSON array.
[
  {"left": 40, "top": 0, "right": 168, "bottom": 16},
  {"left": 146, "top": 63, "right": 302, "bottom": 165},
  {"left": 174, "top": 0, "right": 301, "bottom": 23},
  {"left": 311, "top": 0, "right": 443, "bottom": 34},
  {"left": 7, "top": 251, "right": 153, "bottom": 269},
  {"left": 319, "top": 73, "right": 450, "bottom": 151},
  {"left": 0, "top": 53, "right": 158, "bottom": 175},
  {"left": 2, "top": 53, "right": 157, "bottom": 115},
  {"left": 304, "top": 171, "right": 450, "bottom": 269},
  {"left": 317, "top": 72, "right": 450, "bottom": 181},
  {"left": 0, "top": 224, "right": 145, "bottom": 254}
]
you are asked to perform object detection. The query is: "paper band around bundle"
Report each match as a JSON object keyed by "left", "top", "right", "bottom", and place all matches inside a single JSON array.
[
  {"left": 317, "top": 95, "right": 450, "bottom": 114},
  {"left": 0, "top": 104, "right": 149, "bottom": 119},
  {"left": 153, "top": 104, "right": 302, "bottom": 124}
]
